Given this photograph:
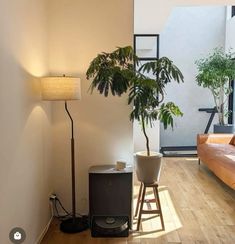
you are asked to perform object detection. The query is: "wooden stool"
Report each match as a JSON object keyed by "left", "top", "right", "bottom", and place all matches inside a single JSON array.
[{"left": 135, "top": 182, "right": 165, "bottom": 231}]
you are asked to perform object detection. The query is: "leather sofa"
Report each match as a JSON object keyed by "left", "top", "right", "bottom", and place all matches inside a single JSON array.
[{"left": 197, "top": 134, "right": 235, "bottom": 189}]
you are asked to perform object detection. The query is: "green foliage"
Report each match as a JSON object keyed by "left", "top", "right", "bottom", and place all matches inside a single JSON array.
[
  {"left": 86, "top": 46, "right": 184, "bottom": 155},
  {"left": 159, "top": 103, "right": 183, "bottom": 129},
  {"left": 86, "top": 46, "right": 137, "bottom": 96},
  {"left": 196, "top": 48, "right": 235, "bottom": 89},
  {"left": 195, "top": 48, "right": 235, "bottom": 125}
]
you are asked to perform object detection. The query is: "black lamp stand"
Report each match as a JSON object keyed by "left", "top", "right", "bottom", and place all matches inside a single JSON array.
[{"left": 60, "top": 101, "right": 88, "bottom": 233}]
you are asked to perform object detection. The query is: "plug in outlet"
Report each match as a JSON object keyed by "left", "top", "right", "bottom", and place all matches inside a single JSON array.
[
  {"left": 49, "top": 193, "right": 57, "bottom": 218},
  {"left": 49, "top": 194, "right": 57, "bottom": 201}
]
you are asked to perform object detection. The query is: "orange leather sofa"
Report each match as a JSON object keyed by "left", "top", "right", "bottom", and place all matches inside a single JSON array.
[{"left": 197, "top": 134, "right": 235, "bottom": 189}]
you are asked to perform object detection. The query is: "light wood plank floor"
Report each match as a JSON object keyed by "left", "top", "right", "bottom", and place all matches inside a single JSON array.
[{"left": 41, "top": 158, "right": 235, "bottom": 244}]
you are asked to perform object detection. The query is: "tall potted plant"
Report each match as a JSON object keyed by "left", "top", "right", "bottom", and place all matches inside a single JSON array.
[
  {"left": 86, "top": 46, "right": 183, "bottom": 181},
  {"left": 195, "top": 48, "right": 235, "bottom": 133}
]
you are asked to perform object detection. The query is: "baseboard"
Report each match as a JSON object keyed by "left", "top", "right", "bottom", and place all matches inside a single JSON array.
[{"left": 35, "top": 216, "right": 53, "bottom": 244}]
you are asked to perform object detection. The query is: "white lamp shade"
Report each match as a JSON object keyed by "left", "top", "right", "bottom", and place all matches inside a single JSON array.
[{"left": 41, "top": 76, "right": 81, "bottom": 101}]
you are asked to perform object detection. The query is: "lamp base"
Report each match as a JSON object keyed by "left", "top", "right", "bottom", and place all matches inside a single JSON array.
[{"left": 60, "top": 217, "right": 89, "bottom": 233}]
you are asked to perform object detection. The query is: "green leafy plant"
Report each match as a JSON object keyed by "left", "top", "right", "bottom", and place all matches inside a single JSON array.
[
  {"left": 195, "top": 48, "right": 235, "bottom": 125},
  {"left": 87, "top": 46, "right": 184, "bottom": 156}
]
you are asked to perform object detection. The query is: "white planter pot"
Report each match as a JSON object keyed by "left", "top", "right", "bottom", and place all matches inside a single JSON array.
[{"left": 135, "top": 151, "right": 162, "bottom": 184}]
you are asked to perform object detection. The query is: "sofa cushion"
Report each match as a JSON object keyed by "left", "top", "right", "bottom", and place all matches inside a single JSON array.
[
  {"left": 230, "top": 136, "right": 235, "bottom": 146},
  {"left": 198, "top": 143, "right": 235, "bottom": 169},
  {"left": 197, "top": 134, "right": 235, "bottom": 189},
  {"left": 198, "top": 143, "right": 235, "bottom": 189}
]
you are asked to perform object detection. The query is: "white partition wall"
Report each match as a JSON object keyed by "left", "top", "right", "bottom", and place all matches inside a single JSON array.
[
  {"left": 160, "top": 6, "right": 225, "bottom": 147},
  {"left": 134, "top": 0, "right": 235, "bottom": 34}
]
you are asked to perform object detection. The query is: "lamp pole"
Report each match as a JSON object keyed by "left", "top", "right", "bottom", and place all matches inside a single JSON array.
[
  {"left": 64, "top": 101, "right": 76, "bottom": 222},
  {"left": 60, "top": 101, "right": 88, "bottom": 233}
]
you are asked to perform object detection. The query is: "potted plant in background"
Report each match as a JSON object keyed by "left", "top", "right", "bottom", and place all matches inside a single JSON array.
[
  {"left": 195, "top": 48, "right": 235, "bottom": 133},
  {"left": 86, "top": 46, "right": 183, "bottom": 182}
]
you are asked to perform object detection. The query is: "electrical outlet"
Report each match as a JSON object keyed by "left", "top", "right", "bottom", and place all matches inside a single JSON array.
[
  {"left": 49, "top": 193, "right": 57, "bottom": 218},
  {"left": 49, "top": 193, "right": 57, "bottom": 201}
]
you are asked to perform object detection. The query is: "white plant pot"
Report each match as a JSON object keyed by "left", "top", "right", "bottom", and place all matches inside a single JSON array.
[{"left": 135, "top": 151, "right": 162, "bottom": 184}]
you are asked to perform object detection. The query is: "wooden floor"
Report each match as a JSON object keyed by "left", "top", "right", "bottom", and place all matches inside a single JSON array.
[{"left": 41, "top": 158, "right": 235, "bottom": 244}]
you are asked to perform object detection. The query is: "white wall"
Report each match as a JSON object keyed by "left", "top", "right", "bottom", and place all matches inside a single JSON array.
[
  {"left": 160, "top": 6, "right": 225, "bottom": 147},
  {"left": 134, "top": 0, "right": 235, "bottom": 33},
  {"left": 0, "top": 1, "right": 53, "bottom": 244},
  {"left": 225, "top": 11, "right": 235, "bottom": 51},
  {"left": 134, "top": 120, "right": 160, "bottom": 153},
  {"left": 48, "top": 0, "right": 134, "bottom": 214}
]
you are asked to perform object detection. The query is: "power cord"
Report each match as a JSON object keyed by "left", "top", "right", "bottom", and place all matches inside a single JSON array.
[
  {"left": 52, "top": 198, "right": 69, "bottom": 220},
  {"left": 50, "top": 194, "right": 83, "bottom": 221}
]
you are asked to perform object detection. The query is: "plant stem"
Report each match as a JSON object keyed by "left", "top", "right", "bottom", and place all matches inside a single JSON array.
[
  {"left": 219, "top": 86, "right": 225, "bottom": 125},
  {"left": 211, "top": 89, "right": 224, "bottom": 125},
  {"left": 141, "top": 115, "right": 150, "bottom": 156}
]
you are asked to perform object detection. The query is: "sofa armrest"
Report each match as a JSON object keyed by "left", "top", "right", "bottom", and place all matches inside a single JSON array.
[{"left": 197, "top": 134, "right": 234, "bottom": 145}]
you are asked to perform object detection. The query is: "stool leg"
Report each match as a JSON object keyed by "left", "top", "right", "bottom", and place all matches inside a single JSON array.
[
  {"left": 135, "top": 182, "right": 143, "bottom": 217},
  {"left": 198, "top": 158, "right": 201, "bottom": 165},
  {"left": 137, "top": 185, "right": 146, "bottom": 231},
  {"left": 154, "top": 186, "right": 165, "bottom": 231},
  {"left": 153, "top": 186, "right": 159, "bottom": 210}
]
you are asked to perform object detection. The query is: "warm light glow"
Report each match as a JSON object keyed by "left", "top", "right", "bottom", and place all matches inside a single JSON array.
[
  {"left": 225, "top": 154, "right": 235, "bottom": 161},
  {"left": 41, "top": 76, "right": 81, "bottom": 101},
  {"left": 186, "top": 158, "right": 198, "bottom": 161},
  {"left": 132, "top": 185, "right": 182, "bottom": 238}
]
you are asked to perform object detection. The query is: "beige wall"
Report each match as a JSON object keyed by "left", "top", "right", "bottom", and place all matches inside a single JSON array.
[
  {"left": 0, "top": 0, "right": 134, "bottom": 242},
  {"left": 48, "top": 0, "right": 134, "bottom": 214},
  {"left": 0, "top": 0, "right": 52, "bottom": 243}
]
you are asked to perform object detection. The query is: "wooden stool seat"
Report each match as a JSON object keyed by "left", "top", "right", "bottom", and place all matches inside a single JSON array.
[{"left": 135, "top": 182, "right": 165, "bottom": 231}]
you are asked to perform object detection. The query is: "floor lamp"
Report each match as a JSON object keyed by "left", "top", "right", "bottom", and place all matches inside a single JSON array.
[{"left": 41, "top": 76, "right": 88, "bottom": 233}]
